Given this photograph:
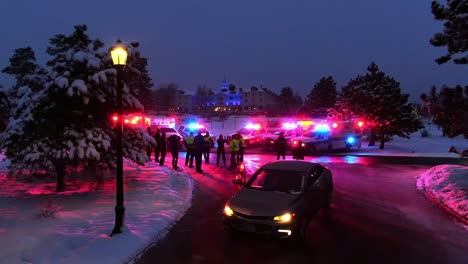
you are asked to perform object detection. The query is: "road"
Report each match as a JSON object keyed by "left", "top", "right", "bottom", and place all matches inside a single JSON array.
[{"left": 136, "top": 153, "right": 468, "bottom": 264}]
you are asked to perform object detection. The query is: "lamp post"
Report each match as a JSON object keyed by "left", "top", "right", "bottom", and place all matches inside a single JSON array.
[{"left": 110, "top": 41, "right": 128, "bottom": 235}]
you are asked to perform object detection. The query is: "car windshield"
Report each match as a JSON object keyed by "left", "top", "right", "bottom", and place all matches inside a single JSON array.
[
  {"left": 301, "top": 131, "right": 315, "bottom": 138},
  {"left": 246, "top": 168, "right": 304, "bottom": 193},
  {"left": 160, "top": 127, "right": 177, "bottom": 133}
]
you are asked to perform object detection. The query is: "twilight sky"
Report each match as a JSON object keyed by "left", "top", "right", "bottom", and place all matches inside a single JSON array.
[{"left": 0, "top": 0, "right": 466, "bottom": 101}]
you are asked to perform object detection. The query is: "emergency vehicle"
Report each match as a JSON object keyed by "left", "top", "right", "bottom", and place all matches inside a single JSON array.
[
  {"left": 261, "top": 122, "right": 305, "bottom": 151},
  {"left": 231, "top": 123, "right": 268, "bottom": 148},
  {"left": 178, "top": 123, "right": 216, "bottom": 148},
  {"left": 290, "top": 120, "right": 364, "bottom": 154}
]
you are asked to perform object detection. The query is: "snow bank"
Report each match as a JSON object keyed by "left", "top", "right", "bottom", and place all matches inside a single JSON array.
[{"left": 417, "top": 165, "right": 468, "bottom": 219}]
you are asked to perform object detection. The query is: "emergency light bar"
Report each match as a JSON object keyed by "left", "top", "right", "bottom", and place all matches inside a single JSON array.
[
  {"left": 245, "top": 123, "right": 261, "bottom": 130},
  {"left": 282, "top": 122, "right": 298, "bottom": 130},
  {"left": 188, "top": 123, "right": 204, "bottom": 130},
  {"left": 314, "top": 124, "right": 330, "bottom": 132}
]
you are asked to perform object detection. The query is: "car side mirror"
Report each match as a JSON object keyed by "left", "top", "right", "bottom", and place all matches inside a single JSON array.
[{"left": 232, "top": 179, "right": 244, "bottom": 185}]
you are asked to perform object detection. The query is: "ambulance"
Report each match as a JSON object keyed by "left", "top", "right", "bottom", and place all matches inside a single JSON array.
[{"left": 290, "top": 120, "right": 364, "bottom": 154}]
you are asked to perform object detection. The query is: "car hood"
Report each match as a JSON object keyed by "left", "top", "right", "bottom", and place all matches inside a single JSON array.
[{"left": 228, "top": 188, "right": 301, "bottom": 217}]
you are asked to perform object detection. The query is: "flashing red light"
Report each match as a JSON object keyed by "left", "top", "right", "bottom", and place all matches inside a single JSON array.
[
  {"left": 124, "top": 119, "right": 130, "bottom": 124},
  {"left": 293, "top": 140, "right": 298, "bottom": 145},
  {"left": 111, "top": 115, "right": 119, "bottom": 122},
  {"left": 358, "top": 121, "right": 364, "bottom": 127},
  {"left": 240, "top": 164, "right": 245, "bottom": 171},
  {"left": 332, "top": 122, "right": 338, "bottom": 128}
]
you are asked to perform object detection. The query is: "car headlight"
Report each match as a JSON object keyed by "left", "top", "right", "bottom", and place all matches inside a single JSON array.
[
  {"left": 224, "top": 205, "right": 234, "bottom": 217},
  {"left": 273, "top": 213, "right": 293, "bottom": 223}
]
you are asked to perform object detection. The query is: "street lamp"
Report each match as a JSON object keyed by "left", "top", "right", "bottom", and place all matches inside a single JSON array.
[{"left": 110, "top": 40, "right": 128, "bottom": 235}]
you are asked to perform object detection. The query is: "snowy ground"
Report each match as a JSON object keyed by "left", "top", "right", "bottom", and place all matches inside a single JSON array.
[
  {"left": 0, "top": 158, "right": 193, "bottom": 264},
  {"left": 0, "top": 121, "right": 466, "bottom": 264}
]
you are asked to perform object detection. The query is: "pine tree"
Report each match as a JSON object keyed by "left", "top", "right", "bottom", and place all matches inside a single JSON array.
[
  {"left": 430, "top": 0, "right": 468, "bottom": 64},
  {"left": 124, "top": 42, "right": 154, "bottom": 112},
  {"left": 327, "top": 96, "right": 356, "bottom": 121},
  {"left": 421, "top": 85, "right": 468, "bottom": 137},
  {"left": 341, "top": 63, "right": 422, "bottom": 149},
  {"left": 0, "top": 84, "right": 9, "bottom": 132},
  {"left": 304, "top": 76, "right": 337, "bottom": 118},
  {"left": 0, "top": 25, "right": 154, "bottom": 192}
]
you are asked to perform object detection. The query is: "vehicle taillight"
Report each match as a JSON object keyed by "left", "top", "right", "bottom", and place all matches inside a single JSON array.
[{"left": 358, "top": 121, "right": 364, "bottom": 127}]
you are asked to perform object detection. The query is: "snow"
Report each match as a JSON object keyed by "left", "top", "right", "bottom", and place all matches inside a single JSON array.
[
  {"left": 417, "top": 165, "right": 468, "bottom": 219},
  {"left": 0, "top": 120, "right": 466, "bottom": 263},
  {"left": 0, "top": 157, "right": 193, "bottom": 264}
]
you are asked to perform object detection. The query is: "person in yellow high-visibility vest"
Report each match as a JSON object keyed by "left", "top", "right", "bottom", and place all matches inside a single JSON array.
[
  {"left": 184, "top": 132, "right": 195, "bottom": 167},
  {"left": 229, "top": 136, "right": 240, "bottom": 169}
]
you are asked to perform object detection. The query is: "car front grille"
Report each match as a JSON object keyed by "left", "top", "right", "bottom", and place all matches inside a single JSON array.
[{"left": 234, "top": 211, "right": 272, "bottom": 220}]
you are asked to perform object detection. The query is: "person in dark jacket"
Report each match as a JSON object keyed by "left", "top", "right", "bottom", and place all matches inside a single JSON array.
[
  {"left": 153, "top": 128, "right": 161, "bottom": 163},
  {"left": 292, "top": 140, "right": 305, "bottom": 160},
  {"left": 168, "top": 134, "right": 181, "bottom": 169},
  {"left": 158, "top": 132, "right": 167, "bottom": 166},
  {"left": 216, "top": 135, "right": 227, "bottom": 166},
  {"left": 193, "top": 131, "right": 205, "bottom": 172},
  {"left": 146, "top": 127, "right": 153, "bottom": 160},
  {"left": 275, "top": 132, "right": 287, "bottom": 160}
]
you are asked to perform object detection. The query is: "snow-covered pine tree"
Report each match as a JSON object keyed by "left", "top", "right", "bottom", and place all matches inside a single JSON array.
[
  {"left": 124, "top": 42, "right": 155, "bottom": 112},
  {"left": 341, "top": 63, "right": 422, "bottom": 149},
  {"left": 304, "top": 76, "right": 337, "bottom": 118},
  {"left": 430, "top": 0, "right": 468, "bottom": 64},
  {"left": 0, "top": 25, "right": 154, "bottom": 192},
  {"left": 326, "top": 96, "right": 356, "bottom": 121}
]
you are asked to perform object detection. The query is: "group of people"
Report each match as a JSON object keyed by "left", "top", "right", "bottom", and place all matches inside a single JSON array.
[
  {"left": 275, "top": 132, "right": 305, "bottom": 160},
  {"left": 146, "top": 127, "right": 305, "bottom": 172},
  {"left": 183, "top": 130, "right": 214, "bottom": 172},
  {"left": 146, "top": 127, "right": 182, "bottom": 169}
]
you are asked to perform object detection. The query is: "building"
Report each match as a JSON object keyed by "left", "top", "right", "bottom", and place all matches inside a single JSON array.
[{"left": 172, "top": 80, "right": 284, "bottom": 114}]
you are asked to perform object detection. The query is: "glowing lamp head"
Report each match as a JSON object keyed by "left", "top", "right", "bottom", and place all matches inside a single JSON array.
[
  {"left": 346, "top": 136, "right": 355, "bottom": 144},
  {"left": 110, "top": 41, "right": 128, "bottom": 66}
]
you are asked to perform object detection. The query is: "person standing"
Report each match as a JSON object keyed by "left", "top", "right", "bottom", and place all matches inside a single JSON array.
[
  {"left": 194, "top": 130, "right": 205, "bottom": 172},
  {"left": 153, "top": 128, "right": 161, "bottom": 163},
  {"left": 229, "top": 136, "right": 240, "bottom": 169},
  {"left": 237, "top": 136, "right": 245, "bottom": 164},
  {"left": 203, "top": 132, "right": 214, "bottom": 163},
  {"left": 184, "top": 132, "right": 195, "bottom": 167},
  {"left": 292, "top": 140, "right": 305, "bottom": 160},
  {"left": 275, "top": 132, "right": 287, "bottom": 160},
  {"left": 158, "top": 132, "right": 167, "bottom": 166},
  {"left": 168, "top": 134, "right": 181, "bottom": 169},
  {"left": 146, "top": 127, "right": 153, "bottom": 161},
  {"left": 216, "top": 135, "right": 227, "bottom": 166}
]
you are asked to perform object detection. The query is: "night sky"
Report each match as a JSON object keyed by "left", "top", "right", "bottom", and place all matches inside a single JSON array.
[{"left": 0, "top": 0, "right": 466, "bottom": 100}]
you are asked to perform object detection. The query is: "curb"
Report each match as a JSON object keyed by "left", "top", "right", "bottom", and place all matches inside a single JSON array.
[{"left": 419, "top": 183, "right": 468, "bottom": 226}]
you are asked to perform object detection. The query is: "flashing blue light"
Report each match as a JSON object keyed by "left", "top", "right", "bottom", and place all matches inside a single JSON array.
[
  {"left": 188, "top": 123, "right": 204, "bottom": 130},
  {"left": 346, "top": 136, "right": 355, "bottom": 144},
  {"left": 314, "top": 124, "right": 330, "bottom": 133}
]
